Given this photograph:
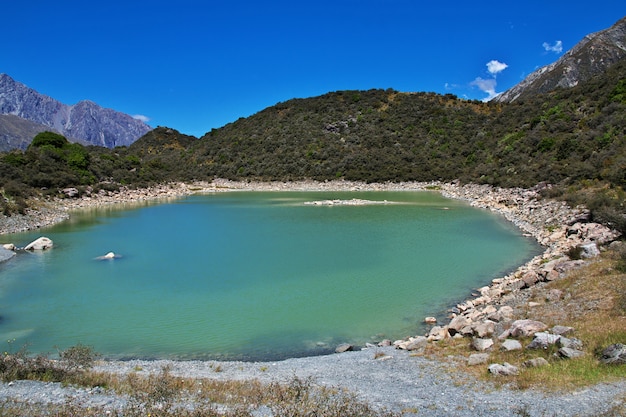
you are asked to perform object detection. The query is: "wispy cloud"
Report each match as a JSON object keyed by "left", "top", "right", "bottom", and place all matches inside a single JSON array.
[
  {"left": 133, "top": 114, "right": 151, "bottom": 123},
  {"left": 543, "top": 40, "right": 563, "bottom": 54},
  {"left": 469, "top": 60, "right": 509, "bottom": 101},
  {"left": 470, "top": 77, "right": 499, "bottom": 101},
  {"left": 486, "top": 60, "right": 508, "bottom": 75}
]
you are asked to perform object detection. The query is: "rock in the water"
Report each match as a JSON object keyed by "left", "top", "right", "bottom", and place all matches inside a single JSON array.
[
  {"left": 335, "top": 343, "right": 353, "bottom": 353},
  {"left": 501, "top": 339, "right": 523, "bottom": 351},
  {"left": 523, "top": 357, "right": 550, "bottom": 368},
  {"left": 424, "top": 316, "right": 437, "bottom": 324},
  {"left": 600, "top": 343, "right": 626, "bottom": 365},
  {"left": 471, "top": 338, "right": 494, "bottom": 352},
  {"left": 468, "top": 353, "right": 490, "bottom": 366},
  {"left": 488, "top": 362, "right": 519, "bottom": 376},
  {"left": 0, "top": 247, "right": 16, "bottom": 262},
  {"left": 24, "top": 237, "right": 53, "bottom": 251}
]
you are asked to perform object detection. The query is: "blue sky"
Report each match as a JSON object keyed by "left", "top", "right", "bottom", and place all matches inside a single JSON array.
[{"left": 2, "top": 1, "right": 624, "bottom": 137}]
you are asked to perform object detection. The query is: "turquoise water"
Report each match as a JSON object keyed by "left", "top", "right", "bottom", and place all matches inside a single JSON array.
[{"left": 0, "top": 191, "right": 541, "bottom": 360}]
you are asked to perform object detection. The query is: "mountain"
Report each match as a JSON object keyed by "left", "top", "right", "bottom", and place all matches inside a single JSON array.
[
  {"left": 496, "top": 16, "right": 626, "bottom": 103},
  {"left": 0, "top": 74, "right": 152, "bottom": 150}
]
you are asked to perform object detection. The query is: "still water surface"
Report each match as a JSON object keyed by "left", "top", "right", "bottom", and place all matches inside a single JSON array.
[{"left": 0, "top": 191, "right": 541, "bottom": 360}]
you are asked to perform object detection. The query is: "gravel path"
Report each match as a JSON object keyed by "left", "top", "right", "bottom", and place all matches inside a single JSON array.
[{"left": 1, "top": 347, "right": 624, "bottom": 416}]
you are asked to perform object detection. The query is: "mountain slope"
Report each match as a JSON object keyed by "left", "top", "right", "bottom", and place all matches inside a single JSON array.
[
  {"left": 0, "top": 74, "right": 152, "bottom": 149},
  {"left": 496, "top": 16, "right": 626, "bottom": 103}
]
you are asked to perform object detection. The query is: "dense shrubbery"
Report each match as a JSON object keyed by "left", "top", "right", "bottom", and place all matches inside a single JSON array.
[{"left": 0, "top": 60, "right": 625, "bottom": 229}]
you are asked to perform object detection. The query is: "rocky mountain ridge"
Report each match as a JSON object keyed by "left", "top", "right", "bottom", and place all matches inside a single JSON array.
[
  {"left": 496, "top": 16, "right": 626, "bottom": 102},
  {"left": 0, "top": 74, "right": 152, "bottom": 150}
]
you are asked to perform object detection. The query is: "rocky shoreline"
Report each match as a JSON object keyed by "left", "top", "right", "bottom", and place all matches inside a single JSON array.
[{"left": 0, "top": 179, "right": 624, "bottom": 416}]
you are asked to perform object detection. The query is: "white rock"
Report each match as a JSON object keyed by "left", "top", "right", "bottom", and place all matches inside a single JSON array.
[{"left": 24, "top": 237, "right": 53, "bottom": 251}]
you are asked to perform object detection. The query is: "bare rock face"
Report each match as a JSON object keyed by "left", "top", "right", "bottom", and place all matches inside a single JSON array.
[
  {"left": 495, "top": 16, "right": 626, "bottom": 103},
  {"left": 0, "top": 73, "right": 151, "bottom": 149}
]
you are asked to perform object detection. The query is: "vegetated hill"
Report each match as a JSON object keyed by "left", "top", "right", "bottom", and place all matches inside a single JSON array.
[
  {"left": 496, "top": 16, "right": 626, "bottom": 103},
  {"left": 126, "top": 57, "right": 624, "bottom": 188},
  {"left": 0, "top": 73, "right": 152, "bottom": 149}
]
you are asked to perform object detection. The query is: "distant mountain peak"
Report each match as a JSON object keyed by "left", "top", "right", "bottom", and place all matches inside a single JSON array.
[
  {"left": 495, "top": 16, "right": 626, "bottom": 103},
  {"left": 0, "top": 74, "right": 152, "bottom": 150}
]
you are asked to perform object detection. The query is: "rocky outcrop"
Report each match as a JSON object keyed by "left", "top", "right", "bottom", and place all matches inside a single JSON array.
[{"left": 495, "top": 16, "right": 626, "bottom": 103}]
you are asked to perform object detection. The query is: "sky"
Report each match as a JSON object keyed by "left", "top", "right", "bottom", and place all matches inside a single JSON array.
[{"left": 2, "top": 1, "right": 624, "bottom": 138}]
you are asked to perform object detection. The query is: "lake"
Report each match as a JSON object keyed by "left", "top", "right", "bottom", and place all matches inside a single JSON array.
[{"left": 0, "top": 191, "right": 542, "bottom": 360}]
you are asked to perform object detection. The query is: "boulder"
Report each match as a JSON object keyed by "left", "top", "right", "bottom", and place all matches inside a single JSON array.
[
  {"left": 580, "top": 242, "right": 600, "bottom": 258},
  {"left": 557, "top": 336, "right": 583, "bottom": 350},
  {"left": 527, "top": 332, "right": 561, "bottom": 349},
  {"left": 0, "top": 247, "right": 16, "bottom": 263},
  {"left": 599, "top": 343, "right": 626, "bottom": 365},
  {"left": 448, "top": 315, "right": 471, "bottom": 335},
  {"left": 468, "top": 353, "right": 490, "bottom": 366},
  {"left": 501, "top": 339, "right": 523, "bottom": 352},
  {"left": 509, "top": 319, "right": 548, "bottom": 338},
  {"left": 427, "top": 326, "right": 448, "bottom": 341},
  {"left": 335, "top": 343, "right": 353, "bottom": 353},
  {"left": 24, "top": 237, "right": 53, "bottom": 251},
  {"left": 488, "top": 362, "right": 519, "bottom": 376},
  {"left": 523, "top": 357, "right": 550, "bottom": 368},
  {"left": 471, "top": 338, "right": 494, "bottom": 352},
  {"left": 424, "top": 316, "right": 437, "bottom": 324},
  {"left": 403, "top": 336, "right": 428, "bottom": 352},
  {"left": 2, "top": 243, "right": 15, "bottom": 250},
  {"left": 557, "top": 347, "right": 585, "bottom": 359},
  {"left": 473, "top": 320, "right": 496, "bottom": 338},
  {"left": 551, "top": 325, "right": 574, "bottom": 335}
]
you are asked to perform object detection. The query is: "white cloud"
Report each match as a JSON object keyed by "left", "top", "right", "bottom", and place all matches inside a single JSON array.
[
  {"left": 470, "top": 77, "right": 500, "bottom": 101},
  {"left": 543, "top": 40, "right": 563, "bottom": 54},
  {"left": 486, "top": 60, "right": 508, "bottom": 76},
  {"left": 132, "top": 114, "right": 151, "bottom": 123}
]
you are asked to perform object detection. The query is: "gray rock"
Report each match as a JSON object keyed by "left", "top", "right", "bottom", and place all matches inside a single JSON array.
[
  {"left": 404, "top": 336, "right": 428, "bottom": 352},
  {"left": 557, "top": 347, "right": 585, "bottom": 359},
  {"left": 24, "top": 236, "right": 53, "bottom": 251},
  {"left": 335, "top": 343, "right": 353, "bottom": 353},
  {"left": 471, "top": 338, "right": 494, "bottom": 352},
  {"left": 448, "top": 316, "right": 471, "bottom": 336},
  {"left": 580, "top": 242, "right": 600, "bottom": 258},
  {"left": 501, "top": 339, "right": 523, "bottom": 351},
  {"left": 599, "top": 343, "right": 626, "bottom": 365},
  {"left": 473, "top": 320, "right": 496, "bottom": 338},
  {"left": 427, "top": 326, "right": 447, "bottom": 341},
  {"left": 488, "top": 362, "right": 519, "bottom": 376},
  {"left": 527, "top": 332, "right": 561, "bottom": 349},
  {"left": 509, "top": 319, "right": 548, "bottom": 338},
  {"left": 557, "top": 337, "right": 583, "bottom": 350},
  {"left": 0, "top": 246, "right": 16, "bottom": 262},
  {"left": 551, "top": 325, "right": 573, "bottom": 335},
  {"left": 468, "top": 353, "right": 490, "bottom": 366},
  {"left": 523, "top": 357, "right": 550, "bottom": 368}
]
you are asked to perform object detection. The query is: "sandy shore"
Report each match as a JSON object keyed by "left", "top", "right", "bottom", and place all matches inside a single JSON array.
[{"left": 0, "top": 179, "right": 624, "bottom": 416}]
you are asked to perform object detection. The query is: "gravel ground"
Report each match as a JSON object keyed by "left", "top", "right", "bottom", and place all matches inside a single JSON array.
[{"left": 0, "top": 347, "right": 624, "bottom": 416}]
